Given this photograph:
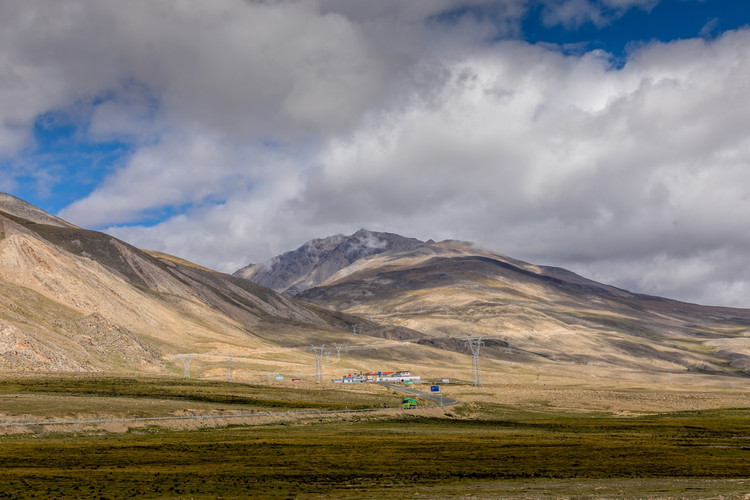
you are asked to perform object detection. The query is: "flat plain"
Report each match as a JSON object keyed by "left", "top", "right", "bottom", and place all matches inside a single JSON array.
[{"left": 1, "top": 375, "right": 750, "bottom": 498}]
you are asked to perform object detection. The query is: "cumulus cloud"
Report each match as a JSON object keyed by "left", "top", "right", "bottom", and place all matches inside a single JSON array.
[
  {"left": 4, "top": 1, "right": 750, "bottom": 308},
  {"left": 290, "top": 30, "right": 750, "bottom": 306}
]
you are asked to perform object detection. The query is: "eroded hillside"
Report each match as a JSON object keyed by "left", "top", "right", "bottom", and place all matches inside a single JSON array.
[{"left": 0, "top": 196, "right": 387, "bottom": 374}]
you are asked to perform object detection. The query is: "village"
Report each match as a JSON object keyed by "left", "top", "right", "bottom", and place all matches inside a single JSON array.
[{"left": 331, "top": 370, "right": 422, "bottom": 384}]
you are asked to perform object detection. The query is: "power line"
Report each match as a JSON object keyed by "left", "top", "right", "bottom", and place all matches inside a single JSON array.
[
  {"left": 170, "top": 328, "right": 565, "bottom": 383},
  {"left": 465, "top": 337, "right": 484, "bottom": 387},
  {"left": 311, "top": 344, "right": 326, "bottom": 383},
  {"left": 175, "top": 354, "right": 193, "bottom": 378}
]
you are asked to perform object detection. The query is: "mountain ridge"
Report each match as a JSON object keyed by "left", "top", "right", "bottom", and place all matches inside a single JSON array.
[
  {"left": 0, "top": 193, "right": 78, "bottom": 229},
  {"left": 3, "top": 193, "right": 750, "bottom": 381},
  {"left": 0, "top": 195, "right": 388, "bottom": 373},
  {"left": 241, "top": 229, "right": 750, "bottom": 375}
]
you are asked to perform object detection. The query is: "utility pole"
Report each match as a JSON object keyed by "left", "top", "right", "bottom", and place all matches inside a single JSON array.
[
  {"left": 312, "top": 344, "right": 326, "bottom": 383},
  {"left": 176, "top": 354, "right": 193, "bottom": 378},
  {"left": 465, "top": 337, "right": 484, "bottom": 387}
]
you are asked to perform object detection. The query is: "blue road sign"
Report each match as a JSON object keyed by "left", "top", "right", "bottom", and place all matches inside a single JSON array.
[{"left": 430, "top": 385, "right": 440, "bottom": 392}]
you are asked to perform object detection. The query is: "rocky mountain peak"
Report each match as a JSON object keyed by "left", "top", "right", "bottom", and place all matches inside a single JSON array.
[{"left": 233, "top": 229, "right": 425, "bottom": 295}]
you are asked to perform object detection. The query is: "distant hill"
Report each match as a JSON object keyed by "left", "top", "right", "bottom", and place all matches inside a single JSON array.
[
  {"left": 0, "top": 194, "right": 378, "bottom": 373},
  {"left": 239, "top": 231, "right": 750, "bottom": 376}
]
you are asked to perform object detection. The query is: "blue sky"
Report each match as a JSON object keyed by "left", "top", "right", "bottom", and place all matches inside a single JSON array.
[
  {"left": 523, "top": 0, "right": 749, "bottom": 58},
  {"left": 2, "top": 0, "right": 750, "bottom": 307}
]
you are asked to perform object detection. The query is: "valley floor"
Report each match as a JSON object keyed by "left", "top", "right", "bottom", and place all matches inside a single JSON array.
[{"left": 1, "top": 376, "right": 750, "bottom": 498}]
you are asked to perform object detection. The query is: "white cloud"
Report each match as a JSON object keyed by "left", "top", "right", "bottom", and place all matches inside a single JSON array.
[
  {"left": 0, "top": 1, "right": 390, "bottom": 153},
  {"left": 4, "top": 1, "right": 750, "bottom": 308},
  {"left": 38, "top": 0, "right": 529, "bottom": 227},
  {"left": 287, "top": 30, "right": 750, "bottom": 306},
  {"left": 108, "top": 27, "right": 750, "bottom": 309}
]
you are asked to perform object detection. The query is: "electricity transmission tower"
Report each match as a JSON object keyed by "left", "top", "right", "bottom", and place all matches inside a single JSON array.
[
  {"left": 176, "top": 354, "right": 193, "bottom": 378},
  {"left": 335, "top": 344, "right": 342, "bottom": 360},
  {"left": 226, "top": 356, "right": 233, "bottom": 381},
  {"left": 465, "top": 337, "right": 484, "bottom": 387},
  {"left": 312, "top": 344, "right": 326, "bottom": 383}
]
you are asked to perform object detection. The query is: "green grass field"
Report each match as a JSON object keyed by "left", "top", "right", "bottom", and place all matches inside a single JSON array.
[
  {"left": 1, "top": 377, "right": 750, "bottom": 498},
  {"left": 0, "top": 375, "right": 397, "bottom": 417}
]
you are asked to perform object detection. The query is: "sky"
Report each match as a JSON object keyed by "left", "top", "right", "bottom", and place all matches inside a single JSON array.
[{"left": 2, "top": 0, "right": 750, "bottom": 308}]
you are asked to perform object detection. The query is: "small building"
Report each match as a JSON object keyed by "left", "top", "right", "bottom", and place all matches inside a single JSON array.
[
  {"left": 332, "top": 373, "right": 367, "bottom": 383},
  {"left": 377, "top": 370, "right": 421, "bottom": 383},
  {"left": 331, "top": 370, "right": 421, "bottom": 384}
]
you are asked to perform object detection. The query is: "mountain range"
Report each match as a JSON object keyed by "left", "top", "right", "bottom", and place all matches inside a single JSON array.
[
  {"left": 237, "top": 228, "right": 750, "bottom": 375},
  {"left": 2, "top": 192, "right": 750, "bottom": 381}
]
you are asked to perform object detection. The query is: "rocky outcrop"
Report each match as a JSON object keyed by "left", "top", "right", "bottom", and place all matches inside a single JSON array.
[
  {"left": 0, "top": 324, "right": 84, "bottom": 372},
  {"left": 73, "top": 313, "right": 160, "bottom": 363}
]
